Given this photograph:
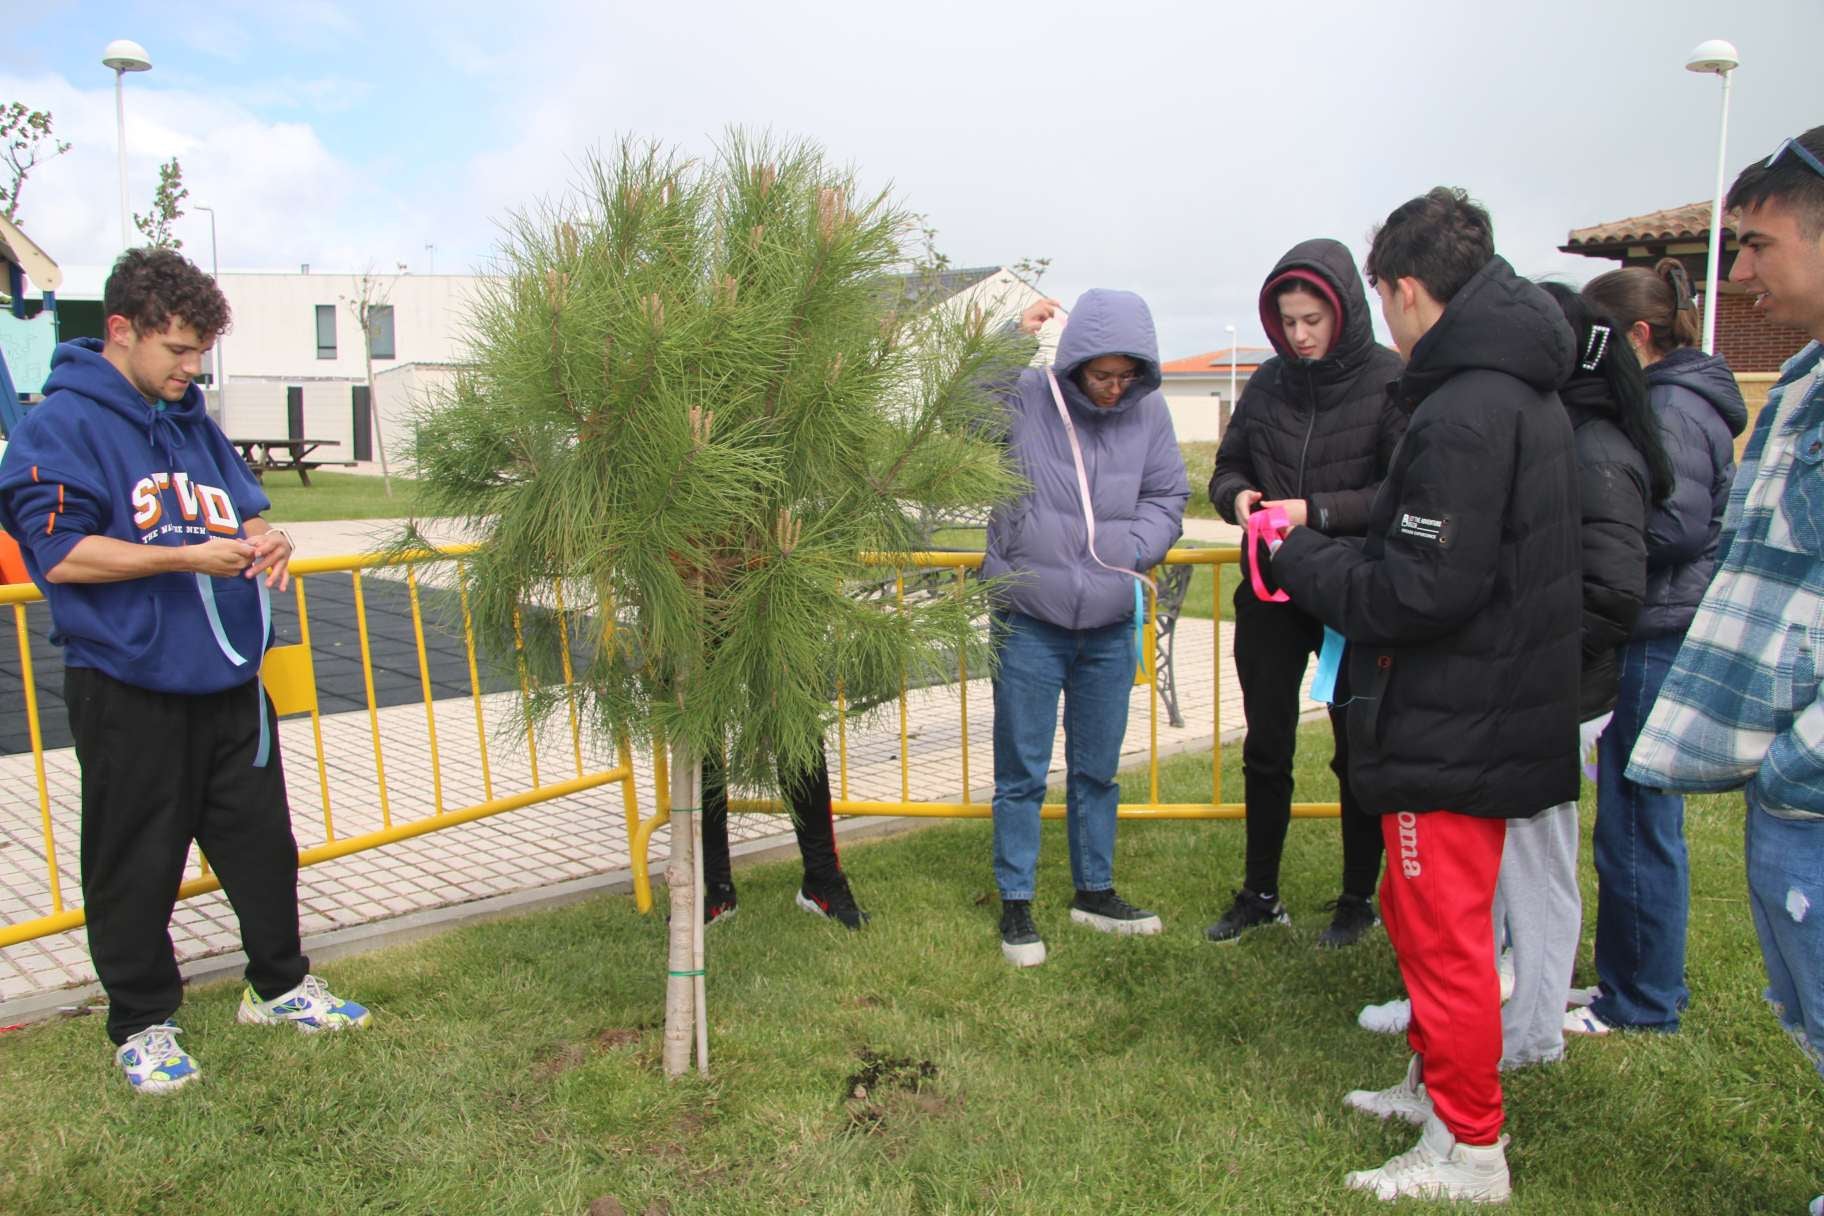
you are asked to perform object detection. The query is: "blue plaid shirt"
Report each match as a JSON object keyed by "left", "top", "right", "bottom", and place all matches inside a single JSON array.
[{"left": 1626, "top": 341, "right": 1824, "bottom": 818}]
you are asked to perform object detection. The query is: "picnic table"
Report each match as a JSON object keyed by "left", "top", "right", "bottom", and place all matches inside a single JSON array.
[{"left": 230, "top": 438, "right": 346, "bottom": 486}]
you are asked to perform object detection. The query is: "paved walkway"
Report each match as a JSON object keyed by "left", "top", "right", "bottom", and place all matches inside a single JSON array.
[{"left": 0, "top": 516, "right": 1293, "bottom": 1018}]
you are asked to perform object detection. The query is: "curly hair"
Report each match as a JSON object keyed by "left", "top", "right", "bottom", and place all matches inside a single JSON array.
[{"left": 103, "top": 247, "right": 233, "bottom": 339}]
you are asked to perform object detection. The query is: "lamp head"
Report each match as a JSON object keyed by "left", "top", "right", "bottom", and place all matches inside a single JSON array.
[
  {"left": 1685, "top": 39, "right": 1739, "bottom": 75},
  {"left": 102, "top": 39, "right": 152, "bottom": 72}
]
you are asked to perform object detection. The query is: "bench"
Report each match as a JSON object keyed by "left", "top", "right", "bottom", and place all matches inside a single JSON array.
[{"left": 230, "top": 437, "right": 354, "bottom": 487}]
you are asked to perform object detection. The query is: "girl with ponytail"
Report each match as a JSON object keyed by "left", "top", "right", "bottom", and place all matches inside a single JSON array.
[
  {"left": 1492, "top": 281, "right": 1668, "bottom": 1065},
  {"left": 1571, "top": 259, "right": 1750, "bottom": 1035}
]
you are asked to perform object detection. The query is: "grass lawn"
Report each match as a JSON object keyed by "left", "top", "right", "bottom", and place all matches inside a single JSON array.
[
  {"left": 1181, "top": 441, "right": 1218, "bottom": 520},
  {"left": 261, "top": 471, "right": 427, "bottom": 523},
  {"left": 2, "top": 724, "right": 1817, "bottom": 1214}
]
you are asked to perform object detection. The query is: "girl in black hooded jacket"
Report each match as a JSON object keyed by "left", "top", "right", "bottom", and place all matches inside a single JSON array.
[{"left": 1206, "top": 239, "right": 1406, "bottom": 947}]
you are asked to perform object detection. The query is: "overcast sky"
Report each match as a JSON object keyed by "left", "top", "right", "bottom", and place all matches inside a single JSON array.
[{"left": 8, "top": 0, "right": 1822, "bottom": 356}]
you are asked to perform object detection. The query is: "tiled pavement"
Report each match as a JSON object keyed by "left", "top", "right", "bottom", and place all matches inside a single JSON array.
[{"left": 1, "top": 516, "right": 1282, "bottom": 1015}]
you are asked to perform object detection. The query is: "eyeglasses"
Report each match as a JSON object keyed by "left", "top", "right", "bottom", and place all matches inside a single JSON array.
[
  {"left": 1766, "top": 136, "right": 1824, "bottom": 179},
  {"left": 1083, "top": 369, "right": 1142, "bottom": 389}
]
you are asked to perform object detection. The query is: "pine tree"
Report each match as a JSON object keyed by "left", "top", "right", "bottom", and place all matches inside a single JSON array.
[{"left": 408, "top": 134, "right": 1025, "bottom": 1075}]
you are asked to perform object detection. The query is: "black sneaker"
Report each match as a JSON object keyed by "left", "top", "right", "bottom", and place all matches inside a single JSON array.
[
  {"left": 1069, "top": 889, "right": 1163, "bottom": 936},
  {"left": 1000, "top": 899, "right": 1045, "bottom": 967},
  {"left": 1204, "top": 887, "right": 1290, "bottom": 943},
  {"left": 1317, "top": 894, "right": 1380, "bottom": 949},
  {"left": 705, "top": 881, "right": 738, "bottom": 927},
  {"left": 796, "top": 872, "right": 869, "bottom": 930}
]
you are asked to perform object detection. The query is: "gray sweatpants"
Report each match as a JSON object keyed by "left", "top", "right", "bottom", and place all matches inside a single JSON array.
[{"left": 1493, "top": 799, "right": 1582, "bottom": 1068}]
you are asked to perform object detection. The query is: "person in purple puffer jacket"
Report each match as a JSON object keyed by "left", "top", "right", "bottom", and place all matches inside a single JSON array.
[{"left": 983, "top": 288, "right": 1189, "bottom": 967}]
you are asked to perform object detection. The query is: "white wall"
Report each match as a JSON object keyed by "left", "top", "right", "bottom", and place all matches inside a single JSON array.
[
  {"left": 216, "top": 272, "right": 486, "bottom": 381},
  {"left": 1162, "top": 372, "right": 1252, "bottom": 443}
]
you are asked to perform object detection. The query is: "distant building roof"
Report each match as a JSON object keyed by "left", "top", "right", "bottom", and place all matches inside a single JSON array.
[
  {"left": 1562, "top": 201, "right": 1733, "bottom": 256},
  {"left": 1161, "top": 347, "right": 1273, "bottom": 375},
  {"left": 880, "top": 264, "right": 1003, "bottom": 307}
]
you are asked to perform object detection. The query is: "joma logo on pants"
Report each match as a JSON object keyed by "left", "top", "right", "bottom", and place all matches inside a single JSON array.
[{"left": 1397, "top": 812, "right": 1420, "bottom": 877}]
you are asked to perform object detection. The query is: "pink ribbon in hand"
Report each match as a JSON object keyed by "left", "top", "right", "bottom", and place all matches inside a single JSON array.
[{"left": 1246, "top": 506, "right": 1291, "bottom": 603}]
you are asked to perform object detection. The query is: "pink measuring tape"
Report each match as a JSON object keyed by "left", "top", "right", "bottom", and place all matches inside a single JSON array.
[
  {"left": 1044, "top": 368, "right": 1156, "bottom": 595},
  {"left": 1246, "top": 506, "right": 1291, "bottom": 602}
]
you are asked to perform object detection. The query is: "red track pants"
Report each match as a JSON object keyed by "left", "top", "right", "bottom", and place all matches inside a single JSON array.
[{"left": 1379, "top": 809, "right": 1508, "bottom": 1145}]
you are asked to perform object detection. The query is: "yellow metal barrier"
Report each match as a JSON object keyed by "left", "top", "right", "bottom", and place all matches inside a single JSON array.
[
  {"left": 2, "top": 544, "right": 1340, "bottom": 938},
  {"left": 625, "top": 546, "right": 1342, "bottom": 913},
  {"left": 0, "top": 547, "right": 638, "bottom": 949}
]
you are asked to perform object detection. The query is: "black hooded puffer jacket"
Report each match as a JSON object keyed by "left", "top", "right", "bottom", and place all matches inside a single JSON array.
[
  {"left": 1270, "top": 257, "right": 1583, "bottom": 820},
  {"left": 1208, "top": 239, "right": 1407, "bottom": 543}
]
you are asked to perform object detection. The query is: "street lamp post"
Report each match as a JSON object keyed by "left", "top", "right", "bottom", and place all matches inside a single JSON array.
[
  {"left": 1224, "top": 323, "right": 1239, "bottom": 435},
  {"left": 101, "top": 39, "right": 152, "bottom": 252},
  {"left": 1686, "top": 38, "right": 1740, "bottom": 356},
  {"left": 195, "top": 204, "right": 226, "bottom": 423}
]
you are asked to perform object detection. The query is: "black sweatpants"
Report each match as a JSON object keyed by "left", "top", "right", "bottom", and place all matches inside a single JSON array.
[
  {"left": 66, "top": 667, "right": 307, "bottom": 1045},
  {"left": 700, "top": 741, "right": 841, "bottom": 890},
  {"left": 1232, "top": 587, "right": 1383, "bottom": 900}
]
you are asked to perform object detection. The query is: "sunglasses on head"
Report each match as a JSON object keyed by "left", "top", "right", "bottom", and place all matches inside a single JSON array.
[{"left": 1766, "top": 136, "right": 1824, "bottom": 179}]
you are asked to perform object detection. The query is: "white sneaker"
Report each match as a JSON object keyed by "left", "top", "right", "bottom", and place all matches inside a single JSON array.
[
  {"left": 1358, "top": 997, "right": 1412, "bottom": 1035},
  {"left": 115, "top": 1022, "right": 202, "bottom": 1094},
  {"left": 1345, "top": 1113, "right": 1512, "bottom": 1204},
  {"left": 1498, "top": 948, "right": 1515, "bottom": 1003},
  {"left": 1564, "top": 1006, "right": 1613, "bottom": 1036},
  {"left": 1566, "top": 983, "right": 1602, "bottom": 1008},
  {"left": 1344, "top": 1054, "right": 1433, "bottom": 1126},
  {"left": 1809, "top": 1193, "right": 1821, "bottom": 1216},
  {"left": 237, "top": 974, "right": 371, "bottom": 1033}
]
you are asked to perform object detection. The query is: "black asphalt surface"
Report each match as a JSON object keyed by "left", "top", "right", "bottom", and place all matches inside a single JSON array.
[{"left": 0, "top": 576, "right": 522, "bottom": 756}]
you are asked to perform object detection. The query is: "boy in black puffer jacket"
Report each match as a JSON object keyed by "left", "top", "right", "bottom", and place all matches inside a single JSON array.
[{"left": 1267, "top": 188, "right": 1581, "bottom": 1205}]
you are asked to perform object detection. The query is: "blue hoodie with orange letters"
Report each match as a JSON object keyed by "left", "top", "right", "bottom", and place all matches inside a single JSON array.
[{"left": 0, "top": 338, "right": 272, "bottom": 694}]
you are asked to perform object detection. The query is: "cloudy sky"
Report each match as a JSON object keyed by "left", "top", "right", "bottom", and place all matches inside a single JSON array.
[{"left": 8, "top": 0, "right": 1821, "bottom": 356}]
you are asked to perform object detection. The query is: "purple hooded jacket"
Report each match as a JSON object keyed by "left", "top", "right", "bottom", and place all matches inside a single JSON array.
[{"left": 981, "top": 289, "right": 1189, "bottom": 630}]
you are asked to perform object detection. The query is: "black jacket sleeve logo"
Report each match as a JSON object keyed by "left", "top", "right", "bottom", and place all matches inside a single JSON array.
[{"left": 1396, "top": 510, "right": 1452, "bottom": 547}]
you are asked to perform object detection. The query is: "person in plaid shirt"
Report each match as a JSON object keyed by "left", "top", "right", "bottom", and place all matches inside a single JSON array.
[{"left": 1625, "top": 124, "right": 1824, "bottom": 1216}]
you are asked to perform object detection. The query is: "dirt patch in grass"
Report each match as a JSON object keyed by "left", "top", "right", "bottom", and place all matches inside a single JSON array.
[
  {"left": 842, "top": 1046, "right": 957, "bottom": 1133},
  {"left": 536, "top": 1026, "right": 650, "bottom": 1081}
]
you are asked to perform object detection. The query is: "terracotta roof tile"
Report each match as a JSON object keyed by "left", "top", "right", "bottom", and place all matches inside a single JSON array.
[
  {"left": 1160, "top": 347, "right": 1273, "bottom": 374},
  {"left": 1563, "top": 201, "right": 1730, "bottom": 248}
]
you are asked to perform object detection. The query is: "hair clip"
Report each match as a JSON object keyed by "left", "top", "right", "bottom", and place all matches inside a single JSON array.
[{"left": 1580, "top": 323, "right": 1611, "bottom": 372}]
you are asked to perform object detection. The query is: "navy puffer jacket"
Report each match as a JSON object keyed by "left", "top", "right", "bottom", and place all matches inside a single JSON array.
[{"left": 1634, "top": 347, "right": 1748, "bottom": 639}]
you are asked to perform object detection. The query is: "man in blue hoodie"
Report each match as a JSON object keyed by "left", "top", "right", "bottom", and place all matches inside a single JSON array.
[{"left": 0, "top": 249, "right": 367, "bottom": 1095}]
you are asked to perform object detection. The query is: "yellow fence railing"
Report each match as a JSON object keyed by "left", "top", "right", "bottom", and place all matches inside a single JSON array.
[
  {"left": 627, "top": 546, "right": 1342, "bottom": 912},
  {"left": 2, "top": 545, "right": 1340, "bottom": 944},
  {"left": 0, "top": 546, "right": 641, "bottom": 950}
]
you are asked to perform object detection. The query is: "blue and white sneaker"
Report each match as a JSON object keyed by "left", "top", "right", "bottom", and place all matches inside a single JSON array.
[
  {"left": 237, "top": 974, "right": 371, "bottom": 1033},
  {"left": 116, "top": 1021, "right": 201, "bottom": 1094}
]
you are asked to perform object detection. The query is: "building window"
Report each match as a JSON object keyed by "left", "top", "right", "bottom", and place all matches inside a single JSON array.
[
  {"left": 367, "top": 304, "right": 396, "bottom": 360},
  {"left": 315, "top": 305, "right": 337, "bottom": 359}
]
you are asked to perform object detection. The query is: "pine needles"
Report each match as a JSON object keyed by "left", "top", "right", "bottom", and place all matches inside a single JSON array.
[{"left": 411, "top": 133, "right": 1026, "bottom": 792}]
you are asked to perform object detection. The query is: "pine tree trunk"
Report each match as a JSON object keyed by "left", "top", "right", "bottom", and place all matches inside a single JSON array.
[{"left": 662, "top": 738, "right": 705, "bottom": 1077}]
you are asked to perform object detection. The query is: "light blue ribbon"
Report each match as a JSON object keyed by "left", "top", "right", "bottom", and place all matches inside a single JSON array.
[
  {"left": 1311, "top": 626, "right": 1345, "bottom": 705},
  {"left": 1133, "top": 579, "right": 1145, "bottom": 665},
  {"left": 195, "top": 572, "right": 273, "bottom": 766}
]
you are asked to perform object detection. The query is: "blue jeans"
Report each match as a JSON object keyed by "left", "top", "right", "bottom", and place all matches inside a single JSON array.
[
  {"left": 1746, "top": 791, "right": 1824, "bottom": 1080},
  {"left": 991, "top": 610, "right": 1134, "bottom": 901},
  {"left": 1592, "top": 634, "right": 1691, "bottom": 1030}
]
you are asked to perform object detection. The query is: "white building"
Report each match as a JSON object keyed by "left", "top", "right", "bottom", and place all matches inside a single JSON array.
[{"left": 1158, "top": 346, "right": 1270, "bottom": 443}]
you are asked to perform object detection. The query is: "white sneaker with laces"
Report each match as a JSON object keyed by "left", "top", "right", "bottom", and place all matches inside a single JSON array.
[
  {"left": 1345, "top": 1113, "right": 1512, "bottom": 1204},
  {"left": 1343, "top": 1054, "right": 1433, "bottom": 1126},
  {"left": 237, "top": 974, "right": 371, "bottom": 1033},
  {"left": 115, "top": 1021, "right": 201, "bottom": 1094},
  {"left": 1358, "top": 997, "right": 1412, "bottom": 1035},
  {"left": 1498, "top": 949, "right": 1516, "bottom": 1003}
]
